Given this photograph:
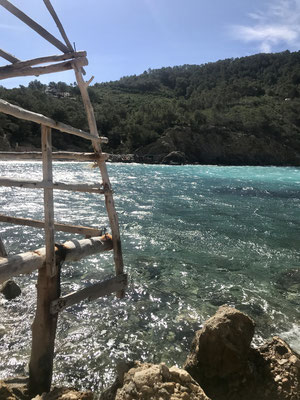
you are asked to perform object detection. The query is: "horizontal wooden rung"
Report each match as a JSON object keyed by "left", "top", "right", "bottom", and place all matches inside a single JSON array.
[
  {"left": 0, "top": 57, "right": 88, "bottom": 80},
  {"left": 0, "top": 214, "right": 103, "bottom": 237},
  {"left": 0, "top": 99, "right": 108, "bottom": 143},
  {"left": 50, "top": 273, "right": 127, "bottom": 314},
  {"left": 0, "top": 234, "right": 113, "bottom": 283},
  {"left": 0, "top": 51, "right": 86, "bottom": 71},
  {"left": 0, "top": 178, "right": 110, "bottom": 193},
  {"left": 0, "top": 151, "right": 109, "bottom": 161}
]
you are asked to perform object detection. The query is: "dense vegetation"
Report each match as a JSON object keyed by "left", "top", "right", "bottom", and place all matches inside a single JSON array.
[{"left": 0, "top": 50, "right": 300, "bottom": 164}]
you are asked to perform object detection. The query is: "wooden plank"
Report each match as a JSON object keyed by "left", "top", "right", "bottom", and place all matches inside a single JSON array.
[
  {"left": 0, "top": 56, "right": 88, "bottom": 80},
  {"left": 0, "top": 177, "right": 107, "bottom": 193},
  {"left": 42, "top": 125, "right": 56, "bottom": 277},
  {"left": 0, "top": 151, "right": 108, "bottom": 161},
  {"left": 0, "top": 99, "right": 108, "bottom": 143},
  {"left": 0, "top": 0, "right": 70, "bottom": 54},
  {"left": 0, "top": 48, "right": 20, "bottom": 63},
  {"left": 0, "top": 235, "right": 113, "bottom": 283},
  {"left": 50, "top": 274, "right": 127, "bottom": 314},
  {"left": 0, "top": 235, "right": 7, "bottom": 257},
  {"left": 29, "top": 261, "right": 60, "bottom": 395},
  {"left": 0, "top": 51, "right": 86, "bottom": 71},
  {"left": 73, "top": 66, "right": 125, "bottom": 298},
  {"left": 0, "top": 214, "right": 103, "bottom": 237}
]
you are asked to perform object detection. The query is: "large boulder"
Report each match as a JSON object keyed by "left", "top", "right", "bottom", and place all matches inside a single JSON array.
[
  {"left": 0, "top": 281, "right": 21, "bottom": 300},
  {"left": 102, "top": 361, "right": 211, "bottom": 400},
  {"left": 161, "top": 151, "right": 186, "bottom": 165},
  {"left": 184, "top": 306, "right": 300, "bottom": 400},
  {"left": 184, "top": 305, "right": 255, "bottom": 383}
]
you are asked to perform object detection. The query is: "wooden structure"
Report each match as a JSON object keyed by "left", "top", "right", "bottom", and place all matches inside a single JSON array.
[{"left": 0, "top": 0, "right": 126, "bottom": 395}]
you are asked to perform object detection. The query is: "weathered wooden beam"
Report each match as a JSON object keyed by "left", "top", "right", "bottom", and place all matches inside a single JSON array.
[
  {"left": 0, "top": 151, "right": 109, "bottom": 162},
  {"left": 0, "top": 0, "right": 70, "bottom": 54},
  {"left": 0, "top": 235, "right": 7, "bottom": 257},
  {"left": 0, "top": 99, "right": 108, "bottom": 143},
  {"left": 42, "top": 0, "right": 86, "bottom": 75},
  {"left": 29, "top": 260, "right": 60, "bottom": 395},
  {"left": 51, "top": 274, "right": 127, "bottom": 314},
  {"left": 42, "top": 125, "right": 56, "bottom": 276},
  {"left": 0, "top": 57, "right": 88, "bottom": 80},
  {"left": 0, "top": 51, "right": 86, "bottom": 71},
  {"left": 0, "top": 48, "right": 20, "bottom": 63},
  {"left": 0, "top": 235, "right": 113, "bottom": 283},
  {"left": 0, "top": 178, "right": 108, "bottom": 194},
  {"left": 73, "top": 66, "right": 124, "bottom": 298},
  {"left": 0, "top": 214, "right": 103, "bottom": 237},
  {"left": 43, "top": 0, "right": 73, "bottom": 51}
]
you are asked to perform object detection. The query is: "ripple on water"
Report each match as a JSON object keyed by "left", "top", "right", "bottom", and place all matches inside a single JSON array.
[{"left": 0, "top": 162, "right": 299, "bottom": 393}]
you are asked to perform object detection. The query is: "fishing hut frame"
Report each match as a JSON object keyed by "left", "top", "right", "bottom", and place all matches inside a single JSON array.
[{"left": 0, "top": 0, "right": 126, "bottom": 395}]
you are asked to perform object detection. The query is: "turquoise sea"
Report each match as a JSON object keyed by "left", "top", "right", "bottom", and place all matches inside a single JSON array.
[{"left": 0, "top": 162, "right": 299, "bottom": 392}]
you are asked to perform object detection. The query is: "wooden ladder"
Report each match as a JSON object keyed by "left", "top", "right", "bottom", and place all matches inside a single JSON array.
[{"left": 0, "top": 0, "right": 126, "bottom": 395}]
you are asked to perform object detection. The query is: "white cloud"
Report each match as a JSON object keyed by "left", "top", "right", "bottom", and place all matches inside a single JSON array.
[{"left": 230, "top": 0, "right": 300, "bottom": 52}]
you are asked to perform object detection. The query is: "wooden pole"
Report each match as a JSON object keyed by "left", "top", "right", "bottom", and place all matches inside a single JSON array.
[
  {"left": 43, "top": 0, "right": 73, "bottom": 51},
  {"left": 0, "top": 99, "right": 108, "bottom": 143},
  {"left": 0, "top": 48, "right": 20, "bottom": 63},
  {"left": 42, "top": 125, "right": 56, "bottom": 277},
  {"left": 0, "top": 214, "right": 103, "bottom": 237},
  {"left": 51, "top": 274, "right": 127, "bottom": 314},
  {"left": 0, "top": 151, "right": 108, "bottom": 161},
  {"left": 0, "top": 51, "right": 86, "bottom": 71},
  {"left": 0, "top": 235, "right": 113, "bottom": 283},
  {"left": 0, "top": 0, "right": 70, "bottom": 53},
  {"left": 0, "top": 178, "right": 108, "bottom": 194},
  {"left": 42, "top": 0, "right": 85, "bottom": 76},
  {"left": 0, "top": 57, "right": 88, "bottom": 80},
  {"left": 28, "top": 263, "right": 60, "bottom": 395},
  {"left": 73, "top": 66, "right": 125, "bottom": 298}
]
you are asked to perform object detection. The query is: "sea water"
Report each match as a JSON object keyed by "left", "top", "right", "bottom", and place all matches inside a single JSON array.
[{"left": 0, "top": 162, "right": 299, "bottom": 392}]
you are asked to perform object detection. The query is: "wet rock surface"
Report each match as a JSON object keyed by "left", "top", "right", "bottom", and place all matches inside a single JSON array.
[{"left": 0, "top": 281, "right": 21, "bottom": 300}]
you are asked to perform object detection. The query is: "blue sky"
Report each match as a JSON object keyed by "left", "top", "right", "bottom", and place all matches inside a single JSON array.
[{"left": 0, "top": 0, "right": 300, "bottom": 88}]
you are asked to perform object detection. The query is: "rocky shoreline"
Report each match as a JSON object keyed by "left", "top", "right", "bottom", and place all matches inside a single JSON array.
[{"left": 1, "top": 305, "right": 299, "bottom": 400}]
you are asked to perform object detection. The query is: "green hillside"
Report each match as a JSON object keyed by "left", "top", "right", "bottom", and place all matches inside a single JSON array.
[{"left": 1, "top": 50, "right": 300, "bottom": 165}]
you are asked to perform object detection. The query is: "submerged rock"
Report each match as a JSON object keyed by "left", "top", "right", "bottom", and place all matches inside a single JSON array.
[{"left": 0, "top": 281, "right": 21, "bottom": 300}]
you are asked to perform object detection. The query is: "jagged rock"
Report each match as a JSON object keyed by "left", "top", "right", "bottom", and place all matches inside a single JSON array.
[
  {"left": 161, "top": 151, "right": 186, "bottom": 165},
  {"left": 105, "top": 361, "right": 211, "bottom": 400},
  {"left": 0, "top": 381, "right": 15, "bottom": 400},
  {"left": 184, "top": 306, "right": 300, "bottom": 400},
  {"left": 184, "top": 305, "right": 255, "bottom": 382},
  {"left": 0, "top": 281, "right": 21, "bottom": 300},
  {"left": 32, "top": 387, "right": 93, "bottom": 400}
]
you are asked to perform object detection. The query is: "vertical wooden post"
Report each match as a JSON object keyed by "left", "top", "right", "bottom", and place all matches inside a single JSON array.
[
  {"left": 73, "top": 66, "right": 125, "bottom": 298},
  {"left": 28, "top": 264, "right": 60, "bottom": 395},
  {"left": 41, "top": 125, "right": 56, "bottom": 277},
  {"left": 28, "top": 125, "right": 59, "bottom": 395}
]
